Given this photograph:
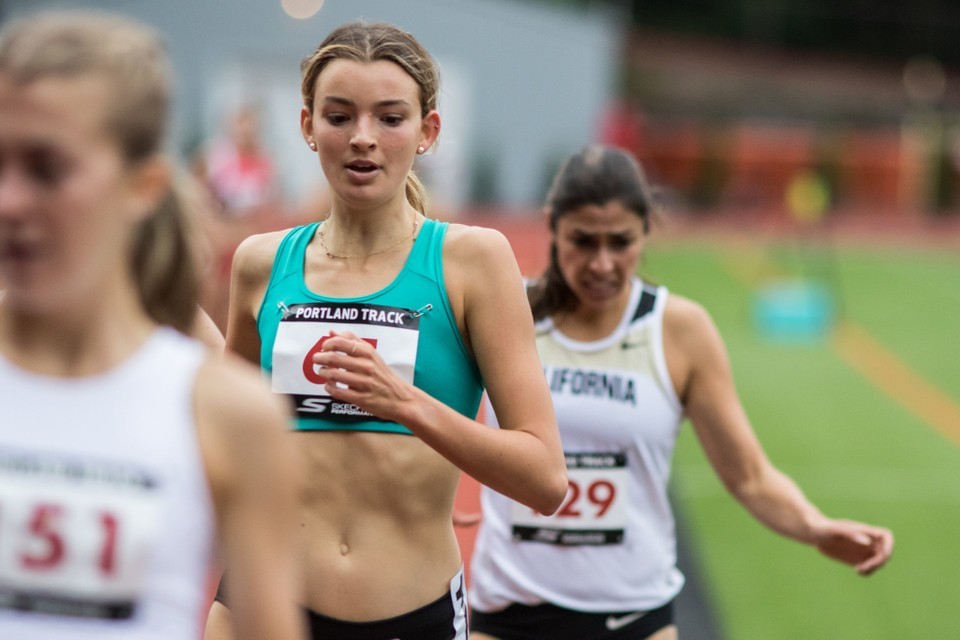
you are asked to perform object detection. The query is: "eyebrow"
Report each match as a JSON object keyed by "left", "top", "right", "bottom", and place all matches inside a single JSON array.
[
  {"left": 322, "top": 96, "right": 413, "bottom": 109},
  {"left": 569, "top": 228, "right": 635, "bottom": 237}
]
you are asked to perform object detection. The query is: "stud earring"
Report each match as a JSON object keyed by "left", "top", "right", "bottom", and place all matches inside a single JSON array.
[
  {"left": 308, "top": 141, "right": 317, "bottom": 151},
  {"left": 417, "top": 146, "right": 426, "bottom": 154}
]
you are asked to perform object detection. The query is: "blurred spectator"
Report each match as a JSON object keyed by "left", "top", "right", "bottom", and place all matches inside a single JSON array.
[{"left": 200, "top": 104, "right": 280, "bottom": 218}]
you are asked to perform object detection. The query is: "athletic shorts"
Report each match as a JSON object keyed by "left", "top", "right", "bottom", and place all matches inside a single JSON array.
[
  {"left": 469, "top": 599, "right": 674, "bottom": 640},
  {"left": 305, "top": 569, "right": 468, "bottom": 640},
  {"left": 217, "top": 568, "right": 468, "bottom": 640}
]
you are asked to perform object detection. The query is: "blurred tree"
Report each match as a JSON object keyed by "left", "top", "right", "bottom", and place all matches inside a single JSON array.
[{"left": 542, "top": 0, "right": 960, "bottom": 66}]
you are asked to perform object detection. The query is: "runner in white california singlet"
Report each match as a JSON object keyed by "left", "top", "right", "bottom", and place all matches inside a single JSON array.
[{"left": 470, "top": 279, "right": 685, "bottom": 616}]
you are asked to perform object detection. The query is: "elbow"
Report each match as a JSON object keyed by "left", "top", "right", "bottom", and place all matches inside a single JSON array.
[
  {"left": 722, "top": 462, "right": 766, "bottom": 504},
  {"left": 535, "top": 466, "right": 569, "bottom": 516},
  {"left": 721, "top": 466, "right": 755, "bottom": 500}
]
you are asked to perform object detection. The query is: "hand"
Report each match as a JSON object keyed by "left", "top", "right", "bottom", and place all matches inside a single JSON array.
[
  {"left": 814, "top": 519, "right": 894, "bottom": 576},
  {"left": 311, "top": 330, "right": 415, "bottom": 424}
]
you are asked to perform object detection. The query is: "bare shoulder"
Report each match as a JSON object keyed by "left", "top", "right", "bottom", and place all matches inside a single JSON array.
[
  {"left": 443, "top": 223, "right": 518, "bottom": 283},
  {"left": 663, "top": 292, "right": 715, "bottom": 337},
  {"left": 193, "top": 351, "right": 289, "bottom": 438},
  {"left": 661, "top": 292, "right": 727, "bottom": 401},
  {"left": 192, "top": 352, "right": 293, "bottom": 512},
  {"left": 442, "top": 222, "right": 515, "bottom": 265},
  {"left": 441, "top": 222, "right": 520, "bottom": 297},
  {"left": 232, "top": 228, "right": 291, "bottom": 286}
]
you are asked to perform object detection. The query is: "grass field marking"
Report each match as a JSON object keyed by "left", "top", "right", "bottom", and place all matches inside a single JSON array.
[
  {"left": 832, "top": 321, "right": 960, "bottom": 446},
  {"left": 718, "top": 247, "right": 960, "bottom": 447}
]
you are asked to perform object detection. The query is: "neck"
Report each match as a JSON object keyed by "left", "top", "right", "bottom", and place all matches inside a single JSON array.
[
  {"left": 554, "top": 287, "right": 633, "bottom": 342},
  {"left": 319, "top": 202, "right": 422, "bottom": 261},
  {"left": 0, "top": 288, "right": 155, "bottom": 378}
]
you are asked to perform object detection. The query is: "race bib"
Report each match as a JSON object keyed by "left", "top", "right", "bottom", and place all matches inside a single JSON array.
[
  {"left": 272, "top": 301, "right": 421, "bottom": 422},
  {"left": 0, "top": 450, "right": 163, "bottom": 620},
  {"left": 511, "top": 452, "right": 627, "bottom": 545}
]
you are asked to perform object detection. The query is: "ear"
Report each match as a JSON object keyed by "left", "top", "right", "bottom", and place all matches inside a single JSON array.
[
  {"left": 418, "top": 110, "right": 441, "bottom": 153},
  {"left": 300, "top": 106, "right": 315, "bottom": 147},
  {"left": 542, "top": 205, "right": 556, "bottom": 232},
  {"left": 128, "top": 155, "right": 171, "bottom": 223}
]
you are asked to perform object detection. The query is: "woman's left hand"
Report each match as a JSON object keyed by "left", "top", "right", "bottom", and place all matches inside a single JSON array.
[{"left": 814, "top": 519, "right": 894, "bottom": 576}]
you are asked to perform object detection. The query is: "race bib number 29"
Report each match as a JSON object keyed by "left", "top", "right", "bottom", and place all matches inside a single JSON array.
[{"left": 511, "top": 452, "right": 627, "bottom": 545}]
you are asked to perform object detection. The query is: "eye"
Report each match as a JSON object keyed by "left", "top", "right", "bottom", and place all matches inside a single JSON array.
[
  {"left": 25, "top": 149, "right": 69, "bottom": 186},
  {"left": 325, "top": 113, "right": 349, "bottom": 126},
  {"left": 381, "top": 114, "right": 404, "bottom": 126},
  {"left": 608, "top": 235, "right": 635, "bottom": 251},
  {"left": 569, "top": 234, "right": 599, "bottom": 250}
]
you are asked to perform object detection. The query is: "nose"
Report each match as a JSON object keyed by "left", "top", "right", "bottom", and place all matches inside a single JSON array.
[
  {"left": 589, "top": 246, "right": 615, "bottom": 273},
  {"left": 0, "top": 169, "right": 33, "bottom": 221},
  {"left": 349, "top": 115, "right": 377, "bottom": 151}
]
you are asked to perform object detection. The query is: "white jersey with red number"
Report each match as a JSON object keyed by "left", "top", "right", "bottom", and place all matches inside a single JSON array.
[
  {"left": 469, "top": 278, "right": 685, "bottom": 613},
  {"left": 0, "top": 328, "right": 215, "bottom": 639}
]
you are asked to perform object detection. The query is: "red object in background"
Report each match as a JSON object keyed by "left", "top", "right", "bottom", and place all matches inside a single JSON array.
[{"left": 597, "top": 99, "right": 646, "bottom": 156}]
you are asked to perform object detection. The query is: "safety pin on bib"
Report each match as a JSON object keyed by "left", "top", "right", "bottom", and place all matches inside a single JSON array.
[{"left": 410, "top": 304, "right": 433, "bottom": 318}]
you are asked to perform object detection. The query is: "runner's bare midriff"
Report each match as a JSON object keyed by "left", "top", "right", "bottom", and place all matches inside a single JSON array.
[{"left": 295, "top": 430, "right": 462, "bottom": 621}]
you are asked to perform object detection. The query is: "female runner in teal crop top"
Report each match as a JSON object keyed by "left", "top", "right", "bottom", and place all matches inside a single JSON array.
[{"left": 204, "top": 20, "right": 567, "bottom": 640}]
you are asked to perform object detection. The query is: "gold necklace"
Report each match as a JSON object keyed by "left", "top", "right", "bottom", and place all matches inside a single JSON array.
[{"left": 317, "top": 215, "right": 420, "bottom": 260}]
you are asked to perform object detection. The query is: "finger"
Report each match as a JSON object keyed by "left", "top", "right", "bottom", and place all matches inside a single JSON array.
[
  {"left": 856, "top": 535, "right": 892, "bottom": 576},
  {"left": 320, "top": 366, "right": 371, "bottom": 395},
  {"left": 319, "top": 335, "right": 359, "bottom": 356},
  {"left": 856, "top": 553, "right": 884, "bottom": 576}
]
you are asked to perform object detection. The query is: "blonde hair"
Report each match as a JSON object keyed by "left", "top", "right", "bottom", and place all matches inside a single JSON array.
[
  {"left": 300, "top": 20, "right": 439, "bottom": 214},
  {"left": 0, "top": 11, "right": 202, "bottom": 333}
]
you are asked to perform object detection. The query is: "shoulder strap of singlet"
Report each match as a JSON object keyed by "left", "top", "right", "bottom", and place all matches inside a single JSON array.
[
  {"left": 262, "top": 223, "right": 319, "bottom": 297},
  {"left": 273, "top": 223, "right": 319, "bottom": 280},
  {"left": 630, "top": 280, "right": 659, "bottom": 322},
  {"left": 405, "top": 217, "right": 445, "bottom": 281}
]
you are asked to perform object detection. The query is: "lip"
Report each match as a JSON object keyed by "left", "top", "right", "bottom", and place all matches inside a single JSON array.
[
  {"left": 344, "top": 159, "right": 381, "bottom": 183},
  {"left": 578, "top": 279, "right": 621, "bottom": 301},
  {"left": 0, "top": 236, "right": 42, "bottom": 264}
]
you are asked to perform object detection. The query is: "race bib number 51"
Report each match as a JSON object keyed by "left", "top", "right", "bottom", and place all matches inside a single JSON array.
[
  {"left": 511, "top": 452, "right": 627, "bottom": 545},
  {"left": 0, "top": 450, "right": 162, "bottom": 620}
]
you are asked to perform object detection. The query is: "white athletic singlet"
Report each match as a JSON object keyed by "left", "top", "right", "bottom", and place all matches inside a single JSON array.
[
  {"left": 0, "top": 328, "right": 216, "bottom": 639},
  {"left": 470, "top": 278, "right": 686, "bottom": 613}
]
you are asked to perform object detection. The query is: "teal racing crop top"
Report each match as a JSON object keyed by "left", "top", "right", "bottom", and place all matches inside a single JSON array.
[{"left": 257, "top": 218, "right": 484, "bottom": 434}]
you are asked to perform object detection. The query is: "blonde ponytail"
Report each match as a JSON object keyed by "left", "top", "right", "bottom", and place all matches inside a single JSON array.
[
  {"left": 132, "top": 172, "right": 210, "bottom": 334},
  {"left": 404, "top": 171, "right": 429, "bottom": 215}
]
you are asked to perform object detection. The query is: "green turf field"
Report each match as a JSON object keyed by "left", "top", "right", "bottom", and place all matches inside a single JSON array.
[{"left": 642, "top": 236, "right": 960, "bottom": 639}]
